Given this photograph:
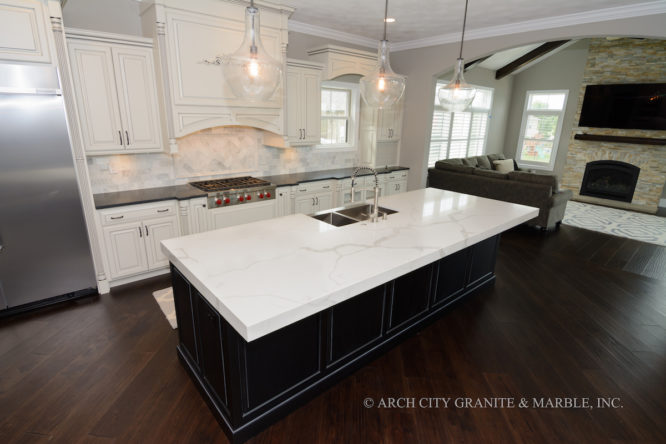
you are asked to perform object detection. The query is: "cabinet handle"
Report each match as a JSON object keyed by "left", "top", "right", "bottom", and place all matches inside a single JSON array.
[
  {"left": 110, "top": 215, "right": 124, "bottom": 220},
  {"left": 316, "top": 196, "right": 319, "bottom": 205},
  {"left": 118, "top": 130, "right": 123, "bottom": 146},
  {"left": 312, "top": 197, "right": 315, "bottom": 206},
  {"left": 157, "top": 209, "right": 169, "bottom": 213},
  {"left": 125, "top": 131, "right": 130, "bottom": 146},
  {"left": 322, "top": 185, "right": 330, "bottom": 189},
  {"left": 138, "top": 226, "right": 142, "bottom": 238},
  {"left": 145, "top": 226, "right": 149, "bottom": 236}
]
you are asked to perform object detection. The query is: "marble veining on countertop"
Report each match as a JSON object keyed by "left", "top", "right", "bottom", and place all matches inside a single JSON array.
[
  {"left": 161, "top": 188, "right": 538, "bottom": 342},
  {"left": 92, "top": 166, "right": 410, "bottom": 209}
]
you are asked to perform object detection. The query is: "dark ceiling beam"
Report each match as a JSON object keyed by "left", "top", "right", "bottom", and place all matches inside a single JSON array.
[
  {"left": 464, "top": 56, "right": 490, "bottom": 72},
  {"left": 495, "top": 40, "right": 571, "bottom": 80}
]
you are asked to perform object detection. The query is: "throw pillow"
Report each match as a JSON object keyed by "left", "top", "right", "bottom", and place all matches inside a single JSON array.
[
  {"left": 493, "top": 159, "right": 515, "bottom": 174},
  {"left": 439, "top": 158, "right": 463, "bottom": 165},
  {"left": 475, "top": 155, "right": 492, "bottom": 170},
  {"left": 462, "top": 157, "right": 479, "bottom": 167}
]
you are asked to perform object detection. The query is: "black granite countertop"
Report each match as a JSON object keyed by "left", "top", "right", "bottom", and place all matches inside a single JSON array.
[
  {"left": 94, "top": 184, "right": 206, "bottom": 209},
  {"left": 258, "top": 166, "right": 409, "bottom": 187},
  {"left": 93, "top": 166, "right": 410, "bottom": 209}
]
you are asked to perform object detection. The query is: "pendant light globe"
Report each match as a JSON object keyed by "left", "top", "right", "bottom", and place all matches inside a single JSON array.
[{"left": 223, "top": 2, "right": 282, "bottom": 101}]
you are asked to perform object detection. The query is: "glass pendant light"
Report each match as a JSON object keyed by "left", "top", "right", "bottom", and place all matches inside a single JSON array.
[
  {"left": 223, "top": 0, "right": 282, "bottom": 101},
  {"left": 438, "top": 0, "right": 476, "bottom": 112},
  {"left": 360, "top": 0, "right": 405, "bottom": 108}
]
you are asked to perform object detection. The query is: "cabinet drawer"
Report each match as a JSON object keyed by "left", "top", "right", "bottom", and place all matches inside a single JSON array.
[
  {"left": 100, "top": 201, "right": 177, "bottom": 225},
  {"left": 295, "top": 180, "right": 334, "bottom": 194}
]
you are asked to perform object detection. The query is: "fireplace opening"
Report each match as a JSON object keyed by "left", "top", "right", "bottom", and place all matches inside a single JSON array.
[{"left": 579, "top": 160, "right": 640, "bottom": 203}]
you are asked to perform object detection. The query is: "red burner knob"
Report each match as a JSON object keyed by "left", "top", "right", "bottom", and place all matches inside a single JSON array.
[
  {"left": 238, "top": 196, "right": 244, "bottom": 202},
  {"left": 215, "top": 198, "right": 222, "bottom": 206},
  {"left": 246, "top": 194, "right": 252, "bottom": 201},
  {"left": 259, "top": 193, "right": 264, "bottom": 199},
  {"left": 265, "top": 192, "right": 271, "bottom": 198},
  {"left": 224, "top": 198, "right": 230, "bottom": 204}
]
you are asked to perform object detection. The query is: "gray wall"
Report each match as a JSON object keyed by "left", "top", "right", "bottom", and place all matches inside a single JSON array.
[
  {"left": 502, "top": 40, "right": 590, "bottom": 179},
  {"left": 437, "top": 67, "right": 514, "bottom": 156},
  {"left": 392, "top": 13, "right": 666, "bottom": 191},
  {"left": 62, "top": 0, "right": 142, "bottom": 35},
  {"left": 287, "top": 32, "right": 374, "bottom": 59}
]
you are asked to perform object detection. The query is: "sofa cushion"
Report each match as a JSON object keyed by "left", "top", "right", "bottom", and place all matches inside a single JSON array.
[
  {"left": 438, "top": 158, "right": 463, "bottom": 165},
  {"left": 493, "top": 159, "right": 515, "bottom": 174},
  {"left": 508, "top": 171, "right": 558, "bottom": 190},
  {"left": 462, "top": 157, "right": 479, "bottom": 167},
  {"left": 487, "top": 153, "right": 506, "bottom": 163},
  {"left": 475, "top": 155, "right": 492, "bottom": 170},
  {"left": 474, "top": 168, "right": 508, "bottom": 179},
  {"left": 434, "top": 162, "right": 475, "bottom": 174}
]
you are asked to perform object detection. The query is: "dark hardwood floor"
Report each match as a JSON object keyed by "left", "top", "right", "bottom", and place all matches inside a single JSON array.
[{"left": 1, "top": 225, "right": 665, "bottom": 443}]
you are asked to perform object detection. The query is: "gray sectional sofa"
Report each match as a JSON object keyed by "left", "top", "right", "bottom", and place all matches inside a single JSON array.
[{"left": 427, "top": 154, "right": 572, "bottom": 230}]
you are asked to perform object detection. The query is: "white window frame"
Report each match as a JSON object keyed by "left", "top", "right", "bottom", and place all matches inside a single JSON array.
[
  {"left": 515, "top": 89, "right": 569, "bottom": 171},
  {"left": 428, "top": 83, "right": 493, "bottom": 166},
  {"left": 317, "top": 80, "right": 360, "bottom": 151}
]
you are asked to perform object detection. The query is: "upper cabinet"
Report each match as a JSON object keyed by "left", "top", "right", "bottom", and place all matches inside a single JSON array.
[
  {"left": 67, "top": 29, "right": 163, "bottom": 155},
  {"left": 307, "top": 45, "right": 376, "bottom": 80},
  {"left": 286, "top": 59, "right": 323, "bottom": 146},
  {"left": 139, "top": 0, "right": 293, "bottom": 152},
  {"left": 377, "top": 105, "right": 402, "bottom": 142},
  {"left": 0, "top": 0, "right": 52, "bottom": 63}
]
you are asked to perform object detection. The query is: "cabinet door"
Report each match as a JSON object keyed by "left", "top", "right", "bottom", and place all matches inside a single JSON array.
[
  {"left": 276, "top": 187, "right": 293, "bottom": 217},
  {"left": 144, "top": 216, "right": 179, "bottom": 270},
  {"left": 315, "top": 191, "right": 334, "bottom": 212},
  {"left": 302, "top": 70, "right": 321, "bottom": 144},
  {"left": 102, "top": 221, "right": 148, "bottom": 279},
  {"left": 338, "top": 188, "right": 364, "bottom": 206},
  {"left": 68, "top": 41, "right": 124, "bottom": 153},
  {"left": 294, "top": 195, "right": 316, "bottom": 215},
  {"left": 286, "top": 68, "right": 302, "bottom": 143},
  {"left": 0, "top": 0, "right": 51, "bottom": 63},
  {"left": 112, "top": 45, "right": 162, "bottom": 151},
  {"left": 188, "top": 198, "right": 210, "bottom": 234},
  {"left": 377, "top": 106, "right": 401, "bottom": 142}
]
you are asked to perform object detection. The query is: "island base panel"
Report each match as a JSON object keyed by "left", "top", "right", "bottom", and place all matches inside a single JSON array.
[{"left": 171, "top": 234, "right": 500, "bottom": 443}]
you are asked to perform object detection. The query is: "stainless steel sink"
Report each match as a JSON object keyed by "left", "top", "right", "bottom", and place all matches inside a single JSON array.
[
  {"left": 336, "top": 204, "right": 398, "bottom": 221},
  {"left": 310, "top": 202, "right": 398, "bottom": 227},
  {"left": 311, "top": 211, "right": 358, "bottom": 227}
]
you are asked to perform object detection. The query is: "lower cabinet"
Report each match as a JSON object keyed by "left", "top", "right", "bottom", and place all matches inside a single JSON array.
[
  {"left": 171, "top": 233, "right": 500, "bottom": 444},
  {"left": 99, "top": 201, "right": 180, "bottom": 280},
  {"left": 293, "top": 181, "right": 334, "bottom": 215}
]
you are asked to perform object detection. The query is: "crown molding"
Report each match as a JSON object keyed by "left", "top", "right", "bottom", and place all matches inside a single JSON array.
[
  {"left": 289, "top": 1, "right": 666, "bottom": 53},
  {"left": 288, "top": 20, "right": 377, "bottom": 49},
  {"left": 393, "top": 1, "right": 666, "bottom": 51}
]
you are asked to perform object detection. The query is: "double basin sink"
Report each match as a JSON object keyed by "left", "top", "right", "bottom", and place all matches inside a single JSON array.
[{"left": 310, "top": 203, "right": 398, "bottom": 227}]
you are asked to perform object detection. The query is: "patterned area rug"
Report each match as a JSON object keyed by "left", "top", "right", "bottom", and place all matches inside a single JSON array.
[
  {"left": 563, "top": 201, "right": 666, "bottom": 247},
  {"left": 153, "top": 288, "right": 177, "bottom": 329}
]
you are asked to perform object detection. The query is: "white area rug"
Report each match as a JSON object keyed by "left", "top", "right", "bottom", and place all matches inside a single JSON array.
[
  {"left": 153, "top": 287, "right": 177, "bottom": 329},
  {"left": 562, "top": 201, "right": 666, "bottom": 247}
]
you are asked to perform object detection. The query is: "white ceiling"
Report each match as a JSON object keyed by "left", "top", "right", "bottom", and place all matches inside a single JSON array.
[{"left": 284, "top": 0, "right": 663, "bottom": 49}]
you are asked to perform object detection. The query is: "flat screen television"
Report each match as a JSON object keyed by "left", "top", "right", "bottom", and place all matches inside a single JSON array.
[{"left": 578, "top": 83, "right": 666, "bottom": 130}]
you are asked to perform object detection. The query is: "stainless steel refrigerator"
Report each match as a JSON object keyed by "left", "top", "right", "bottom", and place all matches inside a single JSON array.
[{"left": 0, "top": 63, "right": 96, "bottom": 314}]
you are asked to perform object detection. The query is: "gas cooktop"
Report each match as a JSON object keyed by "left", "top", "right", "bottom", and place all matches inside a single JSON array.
[{"left": 190, "top": 176, "right": 271, "bottom": 192}]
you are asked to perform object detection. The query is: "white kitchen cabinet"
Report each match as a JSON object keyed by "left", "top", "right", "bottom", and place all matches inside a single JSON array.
[
  {"left": 99, "top": 201, "right": 180, "bottom": 280},
  {"left": 188, "top": 197, "right": 210, "bottom": 234},
  {"left": 377, "top": 106, "right": 402, "bottom": 142},
  {"left": 306, "top": 45, "right": 376, "bottom": 80},
  {"left": 293, "top": 181, "right": 334, "bottom": 214},
  {"left": 276, "top": 186, "right": 294, "bottom": 217},
  {"left": 286, "top": 60, "right": 323, "bottom": 146},
  {"left": 67, "top": 30, "right": 162, "bottom": 154},
  {"left": 385, "top": 171, "right": 409, "bottom": 195},
  {"left": 0, "top": 0, "right": 52, "bottom": 63}
]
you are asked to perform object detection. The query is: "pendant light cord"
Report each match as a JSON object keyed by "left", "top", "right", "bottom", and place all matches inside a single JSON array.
[
  {"left": 459, "top": 0, "right": 469, "bottom": 59},
  {"left": 383, "top": 0, "right": 389, "bottom": 41}
]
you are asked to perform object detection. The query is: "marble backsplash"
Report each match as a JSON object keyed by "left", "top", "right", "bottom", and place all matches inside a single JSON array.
[{"left": 87, "top": 127, "right": 359, "bottom": 193}]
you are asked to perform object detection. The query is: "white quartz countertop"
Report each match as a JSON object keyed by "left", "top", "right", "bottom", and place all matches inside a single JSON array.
[{"left": 161, "top": 188, "right": 538, "bottom": 342}]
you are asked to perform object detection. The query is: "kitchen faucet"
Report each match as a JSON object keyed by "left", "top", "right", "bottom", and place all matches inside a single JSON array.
[{"left": 351, "top": 166, "right": 380, "bottom": 222}]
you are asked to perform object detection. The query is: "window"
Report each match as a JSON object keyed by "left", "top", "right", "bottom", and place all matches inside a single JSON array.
[
  {"left": 319, "top": 81, "right": 359, "bottom": 149},
  {"left": 427, "top": 85, "right": 493, "bottom": 167},
  {"left": 516, "top": 90, "right": 568, "bottom": 170}
]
